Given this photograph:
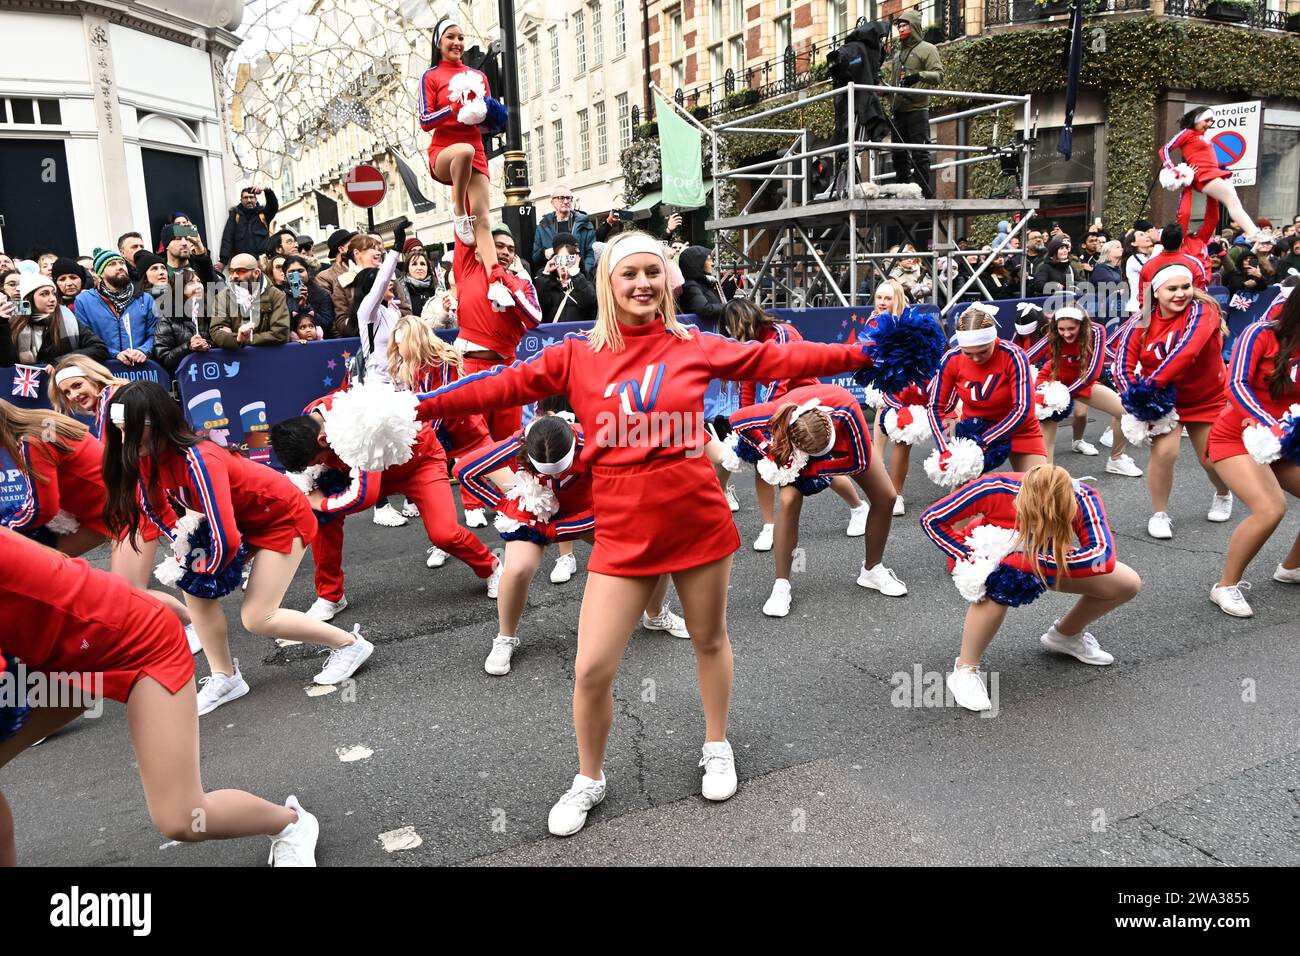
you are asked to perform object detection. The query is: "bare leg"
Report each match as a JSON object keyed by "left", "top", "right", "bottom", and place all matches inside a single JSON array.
[
  {"left": 1040, "top": 420, "right": 1059, "bottom": 465},
  {"left": 754, "top": 472, "right": 775, "bottom": 525},
  {"left": 1054, "top": 561, "right": 1142, "bottom": 635},
  {"left": 1071, "top": 403, "right": 1088, "bottom": 442},
  {"left": 54, "top": 528, "right": 107, "bottom": 557},
  {"left": 1081, "top": 385, "right": 1129, "bottom": 458},
  {"left": 185, "top": 594, "right": 232, "bottom": 676},
  {"left": 466, "top": 172, "right": 497, "bottom": 274},
  {"left": 772, "top": 485, "right": 803, "bottom": 580},
  {"left": 1203, "top": 178, "right": 1259, "bottom": 237},
  {"left": 1147, "top": 427, "right": 1182, "bottom": 513},
  {"left": 0, "top": 705, "right": 86, "bottom": 866},
  {"left": 1274, "top": 463, "right": 1300, "bottom": 569},
  {"left": 889, "top": 442, "right": 911, "bottom": 495},
  {"left": 1214, "top": 455, "right": 1285, "bottom": 585},
  {"left": 240, "top": 539, "right": 357, "bottom": 649},
  {"left": 433, "top": 143, "right": 475, "bottom": 217},
  {"left": 1011, "top": 452, "right": 1048, "bottom": 472},
  {"left": 830, "top": 475, "right": 864, "bottom": 509},
  {"left": 671, "top": 555, "right": 736, "bottom": 744},
  {"left": 644, "top": 574, "right": 672, "bottom": 618},
  {"left": 498, "top": 540, "right": 544, "bottom": 638},
  {"left": 959, "top": 599, "right": 1010, "bottom": 666},
  {"left": 112, "top": 537, "right": 192, "bottom": 625},
  {"left": 851, "top": 452, "right": 899, "bottom": 569},
  {"left": 1186, "top": 422, "right": 1228, "bottom": 495}
]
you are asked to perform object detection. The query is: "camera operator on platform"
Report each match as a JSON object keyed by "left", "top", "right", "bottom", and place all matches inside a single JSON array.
[{"left": 883, "top": 9, "right": 943, "bottom": 199}]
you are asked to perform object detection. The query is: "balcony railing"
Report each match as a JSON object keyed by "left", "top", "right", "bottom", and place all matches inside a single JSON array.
[{"left": 985, "top": 0, "right": 1291, "bottom": 29}]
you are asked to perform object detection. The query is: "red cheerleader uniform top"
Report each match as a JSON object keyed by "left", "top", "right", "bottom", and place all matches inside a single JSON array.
[
  {"left": 453, "top": 238, "right": 542, "bottom": 360},
  {"left": 1024, "top": 324, "right": 1105, "bottom": 396},
  {"left": 1135, "top": 250, "right": 1210, "bottom": 312},
  {"left": 419, "top": 61, "right": 492, "bottom": 183},
  {"left": 1160, "top": 128, "right": 1222, "bottom": 174},
  {"left": 927, "top": 339, "right": 1035, "bottom": 452},
  {"left": 2, "top": 432, "right": 108, "bottom": 537},
  {"left": 414, "top": 361, "right": 491, "bottom": 452},
  {"left": 1223, "top": 321, "right": 1299, "bottom": 429},
  {"left": 139, "top": 442, "right": 316, "bottom": 570},
  {"left": 91, "top": 383, "right": 118, "bottom": 440},
  {"left": 920, "top": 473, "right": 1115, "bottom": 579},
  {"left": 414, "top": 322, "right": 872, "bottom": 470},
  {"left": 457, "top": 425, "right": 596, "bottom": 541},
  {"left": 730, "top": 383, "right": 872, "bottom": 477},
  {"left": 1114, "top": 297, "right": 1225, "bottom": 416},
  {"left": 736, "top": 321, "right": 820, "bottom": 407}
]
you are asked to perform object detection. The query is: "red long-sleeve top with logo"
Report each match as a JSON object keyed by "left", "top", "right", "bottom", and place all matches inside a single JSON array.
[
  {"left": 927, "top": 340, "right": 1034, "bottom": 453},
  {"left": 1222, "top": 321, "right": 1299, "bottom": 429},
  {"left": 1136, "top": 250, "right": 1210, "bottom": 311},
  {"left": 1113, "top": 298, "right": 1224, "bottom": 411},
  {"left": 920, "top": 473, "right": 1115, "bottom": 579},
  {"left": 1024, "top": 324, "right": 1105, "bottom": 396},
  {"left": 735, "top": 321, "right": 819, "bottom": 407},
  {"left": 730, "top": 383, "right": 871, "bottom": 476},
  {"left": 415, "top": 322, "right": 872, "bottom": 470},
  {"left": 454, "top": 238, "right": 542, "bottom": 360},
  {"left": 1160, "top": 128, "right": 1221, "bottom": 174},
  {"left": 419, "top": 62, "right": 491, "bottom": 175},
  {"left": 138, "top": 442, "right": 314, "bottom": 572},
  {"left": 413, "top": 361, "right": 491, "bottom": 450},
  {"left": 1, "top": 432, "right": 107, "bottom": 536},
  {"left": 457, "top": 427, "right": 595, "bottom": 539}
]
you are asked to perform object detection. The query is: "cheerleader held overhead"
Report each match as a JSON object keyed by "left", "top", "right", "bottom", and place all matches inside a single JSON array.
[{"left": 1159, "top": 106, "right": 1262, "bottom": 241}]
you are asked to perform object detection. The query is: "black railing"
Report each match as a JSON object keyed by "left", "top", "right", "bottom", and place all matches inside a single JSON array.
[
  {"left": 986, "top": 0, "right": 1290, "bottom": 29},
  {"left": 1166, "top": 0, "right": 1290, "bottom": 29}
]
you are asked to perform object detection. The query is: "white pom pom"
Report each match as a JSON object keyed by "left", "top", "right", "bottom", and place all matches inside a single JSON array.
[
  {"left": 1121, "top": 410, "right": 1180, "bottom": 448},
  {"left": 1028, "top": 364, "right": 1039, "bottom": 386},
  {"left": 861, "top": 385, "right": 887, "bottom": 409},
  {"left": 1034, "top": 380, "right": 1071, "bottom": 420},
  {"left": 285, "top": 465, "right": 324, "bottom": 495},
  {"left": 493, "top": 513, "right": 526, "bottom": 534},
  {"left": 505, "top": 470, "right": 560, "bottom": 521},
  {"left": 952, "top": 555, "right": 998, "bottom": 603},
  {"left": 457, "top": 98, "right": 487, "bottom": 125},
  {"left": 949, "top": 524, "right": 1020, "bottom": 602},
  {"left": 154, "top": 556, "right": 184, "bottom": 588},
  {"left": 757, "top": 449, "right": 809, "bottom": 486},
  {"left": 924, "top": 436, "right": 985, "bottom": 488},
  {"left": 883, "top": 405, "right": 932, "bottom": 446},
  {"left": 965, "top": 523, "right": 1020, "bottom": 562},
  {"left": 170, "top": 511, "right": 205, "bottom": 563},
  {"left": 1160, "top": 164, "right": 1195, "bottom": 192},
  {"left": 321, "top": 381, "right": 419, "bottom": 471},
  {"left": 717, "top": 433, "right": 743, "bottom": 473},
  {"left": 45, "top": 510, "right": 80, "bottom": 535},
  {"left": 1244, "top": 423, "right": 1282, "bottom": 465}
]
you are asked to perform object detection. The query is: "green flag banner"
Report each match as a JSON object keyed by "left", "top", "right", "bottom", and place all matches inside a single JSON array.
[{"left": 654, "top": 93, "right": 707, "bottom": 209}]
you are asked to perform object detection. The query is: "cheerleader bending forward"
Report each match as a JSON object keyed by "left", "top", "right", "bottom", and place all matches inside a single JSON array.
[
  {"left": 1205, "top": 289, "right": 1300, "bottom": 618},
  {"left": 920, "top": 466, "right": 1141, "bottom": 713},
  {"left": 0, "top": 528, "right": 320, "bottom": 866},
  {"left": 730, "top": 383, "right": 907, "bottom": 618},
  {"left": 412, "top": 229, "right": 901, "bottom": 837},
  {"left": 458, "top": 408, "right": 688, "bottom": 676}
]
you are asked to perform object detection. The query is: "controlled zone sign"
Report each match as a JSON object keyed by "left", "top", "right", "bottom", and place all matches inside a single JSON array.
[{"left": 1209, "top": 101, "right": 1261, "bottom": 187}]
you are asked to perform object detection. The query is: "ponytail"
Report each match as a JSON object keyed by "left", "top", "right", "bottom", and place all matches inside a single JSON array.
[{"left": 1015, "top": 464, "right": 1078, "bottom": 582}]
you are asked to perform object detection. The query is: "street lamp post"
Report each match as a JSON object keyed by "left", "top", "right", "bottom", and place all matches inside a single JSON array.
[{"left": 497, "top": 0, "right": 534, "bottom": 265}]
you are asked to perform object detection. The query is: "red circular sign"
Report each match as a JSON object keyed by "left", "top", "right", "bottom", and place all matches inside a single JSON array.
[
  {"left": 344, "top": 164, "right": 386, "bottom": 208},
  {"left": 1211, "top": 131, "right": 1247, "bottom": 167}
]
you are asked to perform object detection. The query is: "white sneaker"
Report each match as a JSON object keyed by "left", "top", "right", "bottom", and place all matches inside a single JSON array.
[
  {"left": 453, "top": 213, "right": 476, "bottom": 244},
  {"left": 946, "top": 659, "right": 991, "bottom": 712},
  {"left": 1039, "top": 622, "right": 1114, "bottom": 665},
  {"left": 1207, "top": 493, "right": 1234, "bottom": 523},
  {"left": 425, "top": 547, "right": 447, "bottom": 568},
  {"left": 1072, "top": 439, "right": 1099, "bottom": 456},
  {"left": 724, "top": 484, "right": 740, "bottom": 512},
  {"left": 1147, "top": 512, "right": 1173, "bottom": 540},
  {"left": 846, "top": 503, "right": 869, "bottom": 537},
  {"left": 550, "top": 552, "right": 578, "bottom": 584},
  {"left": 372, "top": 503, "right": 408, "bottom": 527},
  {"left": 699, "top": 740, "right": 738, "bottom": 801},
  {"left": 268, "top": 796, "right": 319, "bottom": 867},
  {"left": 184, "top": 623, "right": 203, "bottom": 655},
  {"left": 241, "top": 561, "right": 252, "bottom": 592},
  {"left": 547, "top": 773, "right": 606, "bottom": 837},
  {"left": 306, "top": 595, "right": 348, "bottom": 622},
  {"left": 753, "top": 523, "right": 774, "bottom": 552},
  {"left": 1273, "top": 564, "right": 1300, "bottom": 585},
  {"left": 642, "top": 607, "right": 690, "bottom": 639},
  {"left": 313, "top": 625, "right": 374, "bottom": 684},
  {"left": 763, "top": 580, "right": 792, "bottom": 617},
  {"left": 484, "top": 635, "right": 519, "bottom": 675},
  {"left": 196, "top": 661, "right": 249, "bottom": 716},
  {"left": 465, "top": 508, "right": 489, "bottom": 529},
  {"left": 892, "top": 495, "right": 905, "bottom": 517},
  {"left": 1210, "top": 581, "right": 1253, "bottom": 618},
  {"left": 857, "top": 562, "right": 908, "bottom": 596},
  {"left": 487, "top": 280, "right": 515, "bottom": 311},
  {"left": 401, "top": 500, "right": 421, "bottom": 518},
  {"left": 486, "top": 559, "right": 503, "bottom": 599},
  {"left": 1105, "top": 454, "right": 1143, "bottom": 477},
  {"left": 1099, "top": 428, "right": 1114, "bottom": 448}
]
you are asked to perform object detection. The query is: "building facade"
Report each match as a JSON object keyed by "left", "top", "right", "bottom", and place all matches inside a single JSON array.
[{"left": 0, "top": 0, "right": 243, "bottom": 259}]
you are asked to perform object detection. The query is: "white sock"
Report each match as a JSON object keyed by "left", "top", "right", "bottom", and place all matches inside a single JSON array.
[
  {"left": 772, "top": 578, "right": 791, "bottom": 593},
  {"left": 576, "top": 772, "right": 605, "bottom": 787}
]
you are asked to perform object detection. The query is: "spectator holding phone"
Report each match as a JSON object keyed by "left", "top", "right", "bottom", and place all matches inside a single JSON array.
[
  {"left": 535, "top": 234, "right": 597, "bottom": 325},
  {"left": 1, "top": 273, "right": 109, "bottom": 369},
  {"left": 161, "top": 223, "right": 217, "bottom": 286},
  {"left": 219, "top": 184, "right": 278, "bottom": 269},
  {"left": 276, "top": 254, "right": 334, "bottom": 334},
  {"left": 152, "top": 269, "right": 213, "bottom": 373},
  {"left": 531, "top": 187, "right": 598, "bottom": 275}
]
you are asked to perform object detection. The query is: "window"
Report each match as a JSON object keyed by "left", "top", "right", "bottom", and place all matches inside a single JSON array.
[
  {"left": 553, "top": 118, "right": 565, "bottom": 175},
  {"left": 710, "top": 45, "right": 723, "bottom": 83},
  {"left": 613, "top": 0, "right": 626, "bottom": 57},
  {"left": 669, "top": 9, "right": 684, "bottom": 91},
  {"left": 574, "top": 9, "right": 587, "bottom": 74},
  {"left": 578, "top": 109, "right": 591, "bottom": 171},
  {"left": 532, "top": 40, "right": 542, "bottom": 96},
  {"left": 590, "top": 2, "right": 603, "bottom": 67},
  {"left": 776, "top": 0, "right": 791, "bottom": 55},
  {"left": 1259, "top": 125, "right": 1300, "bottom": 228},
  {"left": 730, "top": 36, "right": 745, "bottom": 72},
  {"left": 616, "top": 93, "right": 629, "bottom": 151},
  {"left": 711, "top": 0, "right": 723, "bottom": 37},
  {"left": 0, "top": 97, "right": 61, "bottom": 125},
  {"left": 536, "top": 124, "right": 547, "bottom": 182},
  {"left": 519, "top": 42, "right": 530, "bottom": 101},
  {"left": 549, "top": 26, "right": 560, "bottom": 88},
  {"left": 523, "top": 130, "right": 531, "bottom": 172},
  {"left": 827, "top": 0, "right": 849, "bottom": 36},
  {"left": 730, "top": 0, "right": 742, "bottom": 27},
  {"left": 596, "top": 100, "right": 609, "bottom": 165}
]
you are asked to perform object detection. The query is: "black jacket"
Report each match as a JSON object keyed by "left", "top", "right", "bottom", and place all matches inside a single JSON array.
[
  {"left": 1031, "top": 258, "right": 1083, "bottom": 296},
  {"left": 219, "top": 190, "right": 279, "bottom": 263},
  {"left": 1, "top": 307, "right": 110, "bottom": 368},
  {"left": 152, "top": 301, "right": 213, "bottom": 374},
  {"left": 535, "top": 270, "right": 597, "bottom": 325},
  {"left": 676, "top": 246, "right": 726, "bottom": 321},
  {"left": 275, "top": 280, "right": 336, "bottom": 335}
]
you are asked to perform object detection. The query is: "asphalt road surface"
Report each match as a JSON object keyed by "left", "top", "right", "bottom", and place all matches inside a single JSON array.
[{"left": 8, "top": 422, "right": 1299, "bottom": 866}]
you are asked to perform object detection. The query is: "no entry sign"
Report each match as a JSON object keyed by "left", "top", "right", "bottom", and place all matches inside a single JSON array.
[{"left": 345, "top": 164, "right": 387, "bottom": 208}]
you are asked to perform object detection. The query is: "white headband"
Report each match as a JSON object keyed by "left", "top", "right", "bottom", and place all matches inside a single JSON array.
[
  {"left": 1053, "top": 306, "right": 1085, "bottom": 322},
  {"left": 607, "top": 235, "right": 667, "bottom": 273},
  {"left": 109, "top": 402, "right": 126, "bottom": 426},
  {"left": 809, "top": 422, "right": 836, "bottom": 458},
  {"left": 966, "top": 302, "right": 999, "bottom": 319},
  {"left": 1014, "top": 321, "right": 1040, "bottom": 336},
  {"left": 436, "top": 8, "right": 461, "bottom": 44},
  {"left": 525, "top": 417, "right": 577, "bottom": 475},
  {"left": 956, "top": 326, "right": 999, "bottom": 347},
  {"left": 1151, "top": 264, "right": 1193, "bottom": 292},
  {"left": 788, "top": 398, "right": 822, "bottom": 423},
  {"left": 54, "top": 366, "right": 87, "bottom": 386},
  {"left": 1196, "top": 107, "right": 1215, "bottom": 125}
]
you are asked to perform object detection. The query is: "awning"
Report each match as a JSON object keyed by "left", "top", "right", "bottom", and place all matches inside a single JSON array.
[{"left": 626, "top": 183, "right": 713, "bottom": 216}]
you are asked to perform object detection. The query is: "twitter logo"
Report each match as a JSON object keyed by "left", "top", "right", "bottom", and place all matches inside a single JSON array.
[{"left": 223, "top": 361, "right": 241, "bottom": 378}]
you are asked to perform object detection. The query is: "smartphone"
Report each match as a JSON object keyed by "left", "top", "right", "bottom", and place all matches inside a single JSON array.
[
  {"left": 174, "top": 224, "right": 200, "bottom": 239},
  {"left": 558, "top": 254, "right": 577, "bottom": 268},
  {"left": 614, "top": 209, "right": 634, "bottom": 222},
  {"left": 18, "top": 300, "right": 32, "bottom": 316},
  {"left": 288, "top": 272, "right": 302, "bottom": 297}
]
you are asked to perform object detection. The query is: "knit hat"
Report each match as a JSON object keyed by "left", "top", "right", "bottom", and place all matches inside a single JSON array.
[
  {"left": 134, "top": 250, "right": 166, "bottom": 276},
  {"left": 159, "top": 224, "right": 179, "bottom": 248},
  {"left": 51, "top": 257, "right": 83, "bottom": 282},
  {"left": 1046, "top": 236, "right": 1071, "bottom": 259},
  {"left": 1133, "top": 219, "right": 1155, "bottom": 233},
  {"left": 491, "top": 224, "right": 515, "bottom": 241},
  {"left": 92, "top": 247, "right": 125, "bottom": 275},
  {"left": 327, "top": 229, "right": 356, "bottom": 258},
  {"left": 402, "top": 237, "right": 424, "bottom": 254},
  {"left": 18, "top": 273, "right": 55, "bottom": 299}
]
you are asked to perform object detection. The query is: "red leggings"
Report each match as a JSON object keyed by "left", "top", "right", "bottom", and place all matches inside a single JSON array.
[{"left": 313, "top": 460, "right": 497, "bottom": 600}]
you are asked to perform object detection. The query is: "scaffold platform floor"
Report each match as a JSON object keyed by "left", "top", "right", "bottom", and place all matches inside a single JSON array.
[{"left": 706, "top": 196, "right": 1038, "bottom": 233}]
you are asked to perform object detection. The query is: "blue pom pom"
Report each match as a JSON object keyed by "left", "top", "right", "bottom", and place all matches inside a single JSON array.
[
  {"left": 954, "top": 417, "right": 1012, "bottom": 472},
  {"left": 1045, "top": 395, "right": 1075, "bottom": 424},
  {"left": 853, "top": 307, "right": 948, "bottom": 394},
  {"left": 985, "top": 563, "right": 1047, "bottom": 607},
  {"left": 1280, "top": 414, "right": 1300, "bottom": 466},
  {"left": 1098, "top": 368, "right": 1116, "bottom": 391},
  {"left": 316, "top": 468, "right": 352, "bottom": 498},
  {"left": 793, "top": 474, "right": 833, "bottom": 497},
  {"left": 499, "top": 524, "right": 549, "bottom": 545},
  {"left": 0, "top": 655, "right": 31, "bottom": 744},
  {"left": 176, "top": 518, "right": 249, "bottom": 599},
  {"left": 483, "top": 97, "right": 509, "bottom": 136},
  {"left": 735, "top": 437, "right": 764, "bottom": 464},
  {"left": 1121, "top": 378, "right": 1177, "bottom": 423}
]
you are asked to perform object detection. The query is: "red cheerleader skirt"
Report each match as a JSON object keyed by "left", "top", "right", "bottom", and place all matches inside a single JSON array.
[
  {"left": 1191, "top": 165, "right": 1231, "bottom": 192},
  {"left": 1206, "top": 407, "right": 1255, "bottom": 464}
]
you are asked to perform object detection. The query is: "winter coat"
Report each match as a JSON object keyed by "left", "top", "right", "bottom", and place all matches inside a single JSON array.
[
  {"left": 209, "top": 281, "right": 290, "bottom": 348},
  {"left": 152, "top": 300, "right": 213, "bottom": 373},
  {"left": 1031, "top": 257, "right": 1084, "bottom": 296},
  {"left": 535, "top": 269, "right": 597, "bottom": 325},
  {"left": 219, "top": 190, "right": 279, "bottom": 263},
  {"left": 72, "top": 287, "right": 159, "bottom": 356},
  {"left": 531, "top": 211, "right": 598, "bottom": 275},
  {"left": 275, "top": 280, "right": 336, "bottom": 337},
  {"left": 0, "top": 306, "right": 109, "bottom": 367},
  {"left": 884, "top": 11, "right": 943, "bottom": 114},
  {"left": 675, "top": 246, "right": 727, "bottom": 321}
]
